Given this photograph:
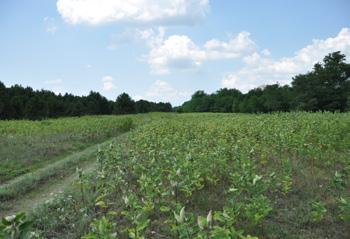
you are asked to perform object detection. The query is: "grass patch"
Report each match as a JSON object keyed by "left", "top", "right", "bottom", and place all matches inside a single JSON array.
[
  {"left": 0, "top": 137, "right": 116, "bottom": 202},
  {"left": 29, "top": 171, "right": 99, "bottom": 239},
  {"left": 0, "top": 115, "right": 135, "bottom": 183}
]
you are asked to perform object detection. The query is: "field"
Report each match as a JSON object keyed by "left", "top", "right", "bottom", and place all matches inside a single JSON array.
[
  {"left": 0, "top": 115, "right": 136, "bottom": 183},
  {"left": 1, "top": 113, "right": 350, "bottom": 238},
  {"left": 0, "top": 115, "right": 142, "bottom": 218}
]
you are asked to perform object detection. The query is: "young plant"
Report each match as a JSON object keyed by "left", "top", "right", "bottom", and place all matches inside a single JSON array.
[
  {"left": 309, "top": 201, "right": 327, "bottom": 223},
  {"left": 121, "top": 193, "right": 150, "bottom": 239},
  {"left": 82, "top": 216, "right": 117, "bottom": 239},
  {"left": 333, "top": 171, "right": 347, "bottom": 191},
  {"left": 195, "top": 210, "right": 213, "bottom": 239},
  {"left": 210, "top": 210, "right": 245, "bottom": 239},
  {"left": 172, "top": 207, "right": 193, "bottom": 239},
  {"left": 244, "top": 195, "right": 272, "bottom": 225},
  {"left": 338, "top": 197, "right": 350, "bottom": 222},
  {"left": 0, "top": 212, "right": 32, "bottom": 239}
]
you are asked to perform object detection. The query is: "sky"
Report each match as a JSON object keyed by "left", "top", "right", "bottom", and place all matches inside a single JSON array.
[{"left": 0, "top": 0, "right": 350, "bottom": 106}]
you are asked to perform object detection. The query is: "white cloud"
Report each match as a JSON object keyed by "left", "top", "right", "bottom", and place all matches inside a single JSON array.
[
  {"left": 107, "top": 28, "right": 164, "bottom": 49},
  {"left": 57, "top": 0, "right": 209, "bottom": 26},
  {"left": 102, "top": 76, "right": 117, "bottom": 91},
  {"left": 44, "top": 78, "right": 64, "bottom": 94},
  {"left": 144, "top": 80, "right": 190, "bottom": 105},
  {"left": 148, "top": 35, "right": 205, "bottom": 74},
  {"left": 146, "top": 30, "right": 256, "bottom": 74},
  {"left": 44, "top": 17, "right": 58, "bottom": 34},
  {"left": 222, "top": 28, "right": 350, "bottom": 92},
  {"left": 204, "top": 32, "right": 256, "bottom": 59},
  {"left": 108, "top": 29, "right": 138, "bottom": 49}
]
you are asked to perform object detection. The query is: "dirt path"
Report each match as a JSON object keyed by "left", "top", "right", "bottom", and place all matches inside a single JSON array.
[
  {"left": 0, "top": 138, "right": 116, "bottom": 218},
  {"left": 0, "top": 160, "right": 96, "bottom": 218}
]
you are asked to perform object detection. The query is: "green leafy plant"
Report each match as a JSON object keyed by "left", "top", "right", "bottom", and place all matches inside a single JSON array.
[
  {"left": 172, "top": 207, "right": 193, "bottom": 238},
  {"left": 0, "top": 213, "right": 32, "bottom": 239},
  {"left": 82, "top": 216, "right": 117, "bottom": 239},
  {"left": 121, "top": 194, "right": 150, "bottom": 239},
  {"left": 338, "top": 197, "right": 350, "bottom": 222},
  {"left": 309, "top": 201, "right": 327, "bottom": 222},
  {"left": 333, "top": 171, "right": 347, "bottom": 191},
  {"left": 244, "top": 195, "right": 272, "bottom": 225}
]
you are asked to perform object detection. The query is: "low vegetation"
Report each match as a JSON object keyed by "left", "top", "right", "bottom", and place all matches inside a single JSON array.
[
  {"left": 0, "top": 115, "right": 134, "bottom": 183},
  {"left": 0, "top": 139, "right": 110, "bottom": 202},
  {"left": 3, "top": 113, "right": 347, "bottom": 238}
]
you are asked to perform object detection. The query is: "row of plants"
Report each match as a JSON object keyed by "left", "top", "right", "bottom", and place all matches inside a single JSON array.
[
  {"left": 1, "top": 112, "right": 349, "bottom": 238},
  {"left": 80, "top": 113, "right": 350, "bottom": 238}
]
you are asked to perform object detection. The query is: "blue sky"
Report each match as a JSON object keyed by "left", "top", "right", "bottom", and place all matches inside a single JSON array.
[{"left": 1, "top": 0, "right": 350, "bottom": 105}]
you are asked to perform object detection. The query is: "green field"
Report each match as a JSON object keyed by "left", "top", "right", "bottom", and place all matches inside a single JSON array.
[
  {"left": 0, "top": 115, "right": 137, "bottom": 183},
  {"left": 1, "top": 113, "right": 350, "bottom": 238}
]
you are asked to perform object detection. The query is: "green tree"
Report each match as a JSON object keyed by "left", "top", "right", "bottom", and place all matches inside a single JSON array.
[
  {"left": 346, "top": 96, "right": 350, "bottom": 112},
  {"left": 135, "top": 100, "right": 151, "bottom": 113},
  {"left": 292, "top": 51, "right": 350, "bottom": 112},
  {"left": 113, "top": 93, "right": 136, "bottom": 114},
  {"left": 0, "top": 81, "right": 7, "bottom": 119},
  {"left": 261, "top": 84, "right": 292, "bottom": 112},
  {"left": 24, "top": 96, "right": 48, "bottom": 120}
]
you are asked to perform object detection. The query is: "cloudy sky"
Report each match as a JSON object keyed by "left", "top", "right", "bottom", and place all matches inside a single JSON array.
[{"left": 1, "top": 0, "right": 350, "bottom": 105}]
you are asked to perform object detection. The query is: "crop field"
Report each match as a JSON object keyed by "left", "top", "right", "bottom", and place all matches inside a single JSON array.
[{"left": 1, "top": 113, "right": 350, "bottom": 238}]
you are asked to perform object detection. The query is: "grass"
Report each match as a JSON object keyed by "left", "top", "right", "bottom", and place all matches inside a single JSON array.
[
  {"left": 0, "top": 138, "right": 113, "bottom": 202},
  {"left": 29, "top": 173, "right": 99, "bottom": 239},
  {"left": 0, "top": 115, "right": 135, "bottom": 183}
]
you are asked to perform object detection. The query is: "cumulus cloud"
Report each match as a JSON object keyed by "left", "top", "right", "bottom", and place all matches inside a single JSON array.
[
  {"left": 144, "top": 80, "right": 190, "bottom": 105},
  {"left": 102, "top": 76, "right": 117, "bottom": 91},
  {"left": 148, "top": 35, "right": 205, "bottom": 74},
  {"left": 57, "top": 0, "right": 209, "bottom": 25},
  {"left": 107, "top": 27, "right": 164, "bottom": 49},
  {"left": 204, "top": 32, "right": 256, "bottom": 59},
  {"left": 146, "top": 30, "right": 256, "bottom": 74},
  {"left": 222, "top": 28, "right": 350, "bottom": 92}
]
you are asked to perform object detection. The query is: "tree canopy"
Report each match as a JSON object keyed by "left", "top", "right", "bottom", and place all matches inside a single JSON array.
[
  {"left": 0, "top": 85, "right": 172, "bottom": 120},
  {"left": 1, "top": 52, "right": 349, "bottom": 120},
  {"left": 292, "top": 51, "right": 350, "bottom": 111},
  {"left": 179, "top": 51, "right": 350, "bottom": 113}
]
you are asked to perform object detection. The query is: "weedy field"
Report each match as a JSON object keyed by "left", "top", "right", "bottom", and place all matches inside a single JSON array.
[
  {"left": 1, "top": 113, "right": 350, "bottom": 238},
  {"left": 0, "top": 115, "right": 142, "bottom": 218},
  {"left": 0, "top": 115, "right": 136, "bottom": 184}
]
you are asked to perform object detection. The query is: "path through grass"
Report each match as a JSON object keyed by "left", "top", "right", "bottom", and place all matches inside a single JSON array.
[{"left": 0, "top": 137, "right": 115, "bottom": 218}]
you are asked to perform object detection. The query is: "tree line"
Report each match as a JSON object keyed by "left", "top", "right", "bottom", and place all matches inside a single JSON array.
[
  {"left": 1, "top": 51, "right": 349, "bottom": 120},
  {"left": 178, "top": 51, "right": 350, "bottom": 113},
  {"left": 0, "top": 85, "right": 172, "bottom": 120}
]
